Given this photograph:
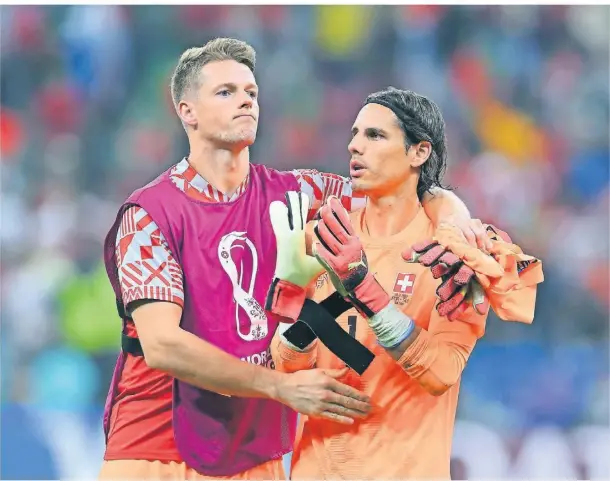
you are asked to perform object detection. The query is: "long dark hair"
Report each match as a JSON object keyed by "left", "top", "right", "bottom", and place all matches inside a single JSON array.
[{"left": 365, "top": 87, "right": 451, "bottom": 200}]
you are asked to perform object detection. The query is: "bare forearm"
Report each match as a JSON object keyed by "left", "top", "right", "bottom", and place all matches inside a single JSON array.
[{"left": 146, "top": 327, "right": 285, "bottom": 399}]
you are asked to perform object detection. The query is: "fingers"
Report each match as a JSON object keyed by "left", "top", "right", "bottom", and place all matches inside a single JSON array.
[
  {"left": 327, "top": 377, "right": 371, "bottom": 404},
  {"left": 315, "top": 219, "right": 343, "bottom": 255},
  {"left": 322, "top": 403, "right": 368, "bottom": 423},
  {"left": 447, "top": 302, "right": 469, "bottom": 322},
  {"left": 269, "top": 200, "right": 289, "bottom": 235},
  {"left": 430, "top": 262, "right": 452, "bottom": 279},
  {"left": 323, "top": 391, "right": 371, "bottom": 418},
  {"left": 452, "top": 263, "right": 475, "bottom": 286},
  {"left": 305, "top": 221, "right": 316, "bottom": 256},
  {"left": 429, "top": 251, "right": 461, "bottom": 279},
  {"left": 285, "top": 191, "right": 305, "bottom": 230},
  {"left": 322, "top": 366, "right": 350, "bottom": 379},
  {"left": 436, "top": 275, "right": 461, "bottom": 302},
  {"left": 327, "top": 196, "right": 355, "bottom": 236},
  {"left": 299, "top": 192, "right": 311, "bottom": 226},
  {"left": 418, "top": 244, "right": 446, "bottom": 267},
  {"left": 470, "top": 219, "right": 491, "bottom": 251},
  {"left": 437, "top": 286, "right": 467, "bottom": 317},
  {"left": 412, "top": 239, "right": 437, "bottom": 254},
  {"left": 317, "top": 411, "right": 354, "bottom": 425},
  {"left": 444, "top": 283, "right": 489, "bottom": 321},
  {"left": 401, "top": 246, "right": 416, "bottom": 262},
  {"left": 462, "top": 226, "right": 478, "bottom": 248},
  {"left": 319, "top": 204, "right": 350, "bottom": 244},
  {"left": 402, "top": 240, "right": 438, "bottom": 263},
  {"left": 313, "top": 222, "right": 334, "bottom": 256}
]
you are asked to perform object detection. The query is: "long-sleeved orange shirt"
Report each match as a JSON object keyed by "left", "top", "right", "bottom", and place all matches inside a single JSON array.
[{"left": 271, "top": 207, "right": 488, "bottom": 479}]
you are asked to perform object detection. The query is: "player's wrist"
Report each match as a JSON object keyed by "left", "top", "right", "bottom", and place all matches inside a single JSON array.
[
  {"left": 265, "top": 369, "right": 290, "bottom": 402},
  {"left": 368, "top": 303, "right": 415, "bottom": 349},
  {"left": 347, "top": 273, "right": 391, "bottom": 318}
]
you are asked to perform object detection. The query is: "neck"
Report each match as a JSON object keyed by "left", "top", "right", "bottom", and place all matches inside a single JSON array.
[
  {"left": 187, "top": 138, "right": 250, "bottom": 196},
  {"left": 363, "top": 177, "right": 421, "bottom": 238}
]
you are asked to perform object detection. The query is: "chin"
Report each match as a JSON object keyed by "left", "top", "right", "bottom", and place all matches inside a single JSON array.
[
  {"left": 239, "top": 126, "right": 258, "bottom": 143},
  {"left": 352, "top": 178, "right": 385, "bottom": 197},
  {"left": 219, "top": 128, "right": 257, "bottom": 148},
  {"left": 351, "top": 178, "right": 368, "bottom": 193}
]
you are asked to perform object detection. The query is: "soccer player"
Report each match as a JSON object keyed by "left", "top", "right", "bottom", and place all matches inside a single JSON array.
[
  {"left": 270, "top": 88, "right": 542, "bottom": 479},
  {"left": 100, "top": 39, "right": 484, "bottom": 480}
]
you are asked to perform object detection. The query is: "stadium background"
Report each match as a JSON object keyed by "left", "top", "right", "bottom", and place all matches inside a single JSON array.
[{"left": 1, "top": 4, "right": 608, "bottom": 479}]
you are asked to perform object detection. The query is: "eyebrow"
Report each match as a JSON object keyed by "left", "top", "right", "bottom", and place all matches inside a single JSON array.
[
  {"left": 213, "top": 82, "right": 258, "bottom": 91},
  {"left": 351, "top": 126, "right": 388, "bottom": 137}
]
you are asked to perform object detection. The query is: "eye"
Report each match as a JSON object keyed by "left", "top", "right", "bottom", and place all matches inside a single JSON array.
[
  {"left": 248, "top": 91, "right": 258, "bottom": 99},
  {"left": 217, "top": 90, "right": 231, "bottom": 97}
]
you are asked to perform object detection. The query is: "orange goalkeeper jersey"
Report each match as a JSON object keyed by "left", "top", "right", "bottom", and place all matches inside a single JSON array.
[{"left": 272, "top": 207, "right": 488, "bottom": 480}]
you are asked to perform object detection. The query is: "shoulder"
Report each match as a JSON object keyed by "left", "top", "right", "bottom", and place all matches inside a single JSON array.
[{"left": 251, "top": 163, "right": 300, "bottom": 187}]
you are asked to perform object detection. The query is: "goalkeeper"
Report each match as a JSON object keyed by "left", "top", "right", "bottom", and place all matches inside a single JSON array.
[{"left": 267, "top": 87, "right": 543, "bottom": 479}]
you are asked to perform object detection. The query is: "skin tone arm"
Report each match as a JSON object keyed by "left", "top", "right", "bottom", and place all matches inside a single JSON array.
[
  {"left": 421, "top": 187, "right": 492, "bottom": 251},
  {"left": 130, "top": 299, "right": 372, "bottom": 424}
]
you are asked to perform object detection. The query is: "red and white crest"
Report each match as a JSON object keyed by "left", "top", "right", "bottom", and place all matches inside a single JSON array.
[{"left": 393, "top": 273, "right": 416, "bottom": 294}]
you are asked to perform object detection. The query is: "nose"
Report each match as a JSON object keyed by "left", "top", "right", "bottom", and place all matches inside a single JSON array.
[
  {"left": 348, "top": 135, "right": 362, "bottom": 156},
  {"left": 239, "top": 91, "right": 253, "bottom": 109}
]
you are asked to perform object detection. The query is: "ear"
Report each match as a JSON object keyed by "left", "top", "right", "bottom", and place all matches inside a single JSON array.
[
  {"left": 178, "top": 100, "right": 197, "bottom": 127},
  {"left": 409, "top": 141, "right": 432, "bottom": 168}
]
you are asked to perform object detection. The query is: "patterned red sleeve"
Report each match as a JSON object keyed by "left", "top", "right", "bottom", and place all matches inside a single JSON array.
[
  {"left": 115, "top": 206, "right": 184, "bottom": 312},
  {"left": 292, "top": 169, "right": 367, "bottom": 221}
]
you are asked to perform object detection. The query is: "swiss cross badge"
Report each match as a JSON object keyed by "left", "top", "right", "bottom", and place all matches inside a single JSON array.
[
  {"left": 392, "top": 273, "right": 415, "bottom": 306},
  {"left": 394, "top": 273, "right": 415, "bottom": 294}
]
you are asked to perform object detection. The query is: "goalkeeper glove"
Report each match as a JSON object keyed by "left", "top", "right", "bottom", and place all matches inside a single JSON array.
[
  {"left": 312, "top": 196, "right": 415, "bottom": 349},
  {"left": 404, "top": 239, "right": 488, "bottom": 321},
  {"left": 403, "top": 222, "right": 508, "bottom": 321},
  {"left": 265, "top": 191, "right": 325, "bottom": 323}
]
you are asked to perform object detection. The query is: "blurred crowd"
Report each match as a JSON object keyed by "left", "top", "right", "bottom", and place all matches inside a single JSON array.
[{"left": 1, "top": 5, "right": 608, "bottom": 478}]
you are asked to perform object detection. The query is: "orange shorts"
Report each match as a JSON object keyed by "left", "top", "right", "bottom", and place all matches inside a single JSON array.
[{"left": 98, "top": 458, "right": 286, "bottom": 480}]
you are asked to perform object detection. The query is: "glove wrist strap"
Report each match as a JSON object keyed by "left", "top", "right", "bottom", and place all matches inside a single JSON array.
[
  {"left": 265, "top": 278, "right": 306, "bottom": 322},
  {"left": 348, "top": 273, "right": 390, "bottom": 318}
]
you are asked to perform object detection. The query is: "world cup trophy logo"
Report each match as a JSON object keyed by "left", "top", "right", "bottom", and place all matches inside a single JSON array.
[{"left": 218, "top": 232, "right": 268, "bottom": 341}]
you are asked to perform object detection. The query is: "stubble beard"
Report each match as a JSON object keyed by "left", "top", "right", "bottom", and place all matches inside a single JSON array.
[{"left": 216, "top": 126, "right": 257, "bottom": 149}]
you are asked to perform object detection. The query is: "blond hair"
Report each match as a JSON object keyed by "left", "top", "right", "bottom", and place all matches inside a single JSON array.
[{"left": 170, "top": 37, "right": 256, "bottom": 107}]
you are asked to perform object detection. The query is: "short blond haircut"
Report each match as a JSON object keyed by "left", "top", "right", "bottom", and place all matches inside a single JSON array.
[{"left": 170, "top": 37, "right": 256, "bottom": 107}]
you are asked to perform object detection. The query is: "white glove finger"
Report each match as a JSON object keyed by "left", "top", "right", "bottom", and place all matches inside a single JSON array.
[
  {"left": 269, "top": 200, "right": 290, "bottom": 236},
  {"left": 300, "top": 193, "right": 311, "bottom": 228},
  {"left": 286, "top": 191, "right": 305, "bottom": 231}
]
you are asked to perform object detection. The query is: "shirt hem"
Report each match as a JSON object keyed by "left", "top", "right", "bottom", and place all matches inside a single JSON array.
[{"left": 103, "top": 451, "right": 183, "bottom": 462}]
